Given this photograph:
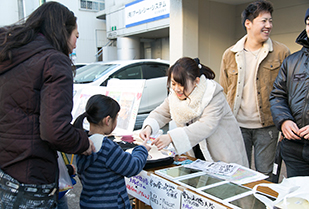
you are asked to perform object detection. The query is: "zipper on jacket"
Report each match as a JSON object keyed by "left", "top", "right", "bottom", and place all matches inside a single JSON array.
[{"left": 302, "top": 80, "right": 309, "bottom": 127}]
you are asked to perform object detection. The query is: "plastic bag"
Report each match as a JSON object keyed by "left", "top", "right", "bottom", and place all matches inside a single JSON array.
[
  {"left": 253, "top": 176, "right": 309, "bottom": 208},
  {"left": 57, "top": 151, "right": 73, "bottom": 192}
]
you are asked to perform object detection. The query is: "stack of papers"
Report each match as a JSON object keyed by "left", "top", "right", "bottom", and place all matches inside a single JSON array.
[{"left": 184, "top": 159, "right": 268, "bottom": 185}]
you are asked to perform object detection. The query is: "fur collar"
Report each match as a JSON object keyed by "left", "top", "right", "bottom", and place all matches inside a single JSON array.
[
  {"left": 231, "top": 35, "right": 273, "bottom": 53},
  {"left": 169, "top": 75, "right": 216, "bottom": 126}
]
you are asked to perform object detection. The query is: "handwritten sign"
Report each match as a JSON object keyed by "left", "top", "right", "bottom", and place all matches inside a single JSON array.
[
  {"left": 184, "top": 160, "right": 239, "bottom": 176},
  {"left": 125, "top": 170, "right": 150, "bottom": 205},
  {"left": 182, "top": 189, "right": 227, "bottom": 209},
  {"left": 149, "top": 174, "right": 182, "bottom": 209},
  {"left": 184, "top": 160, "right": 267, "bottom": 185}
]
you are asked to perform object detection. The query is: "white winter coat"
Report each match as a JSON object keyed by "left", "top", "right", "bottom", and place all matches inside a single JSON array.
[{"left": 143, "top": 75, "right": 248, "bottom": 167}]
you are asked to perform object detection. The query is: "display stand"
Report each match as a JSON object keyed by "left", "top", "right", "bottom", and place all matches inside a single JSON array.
[{"left": 127, "top": 157, "right": 278, "bottom": 209}]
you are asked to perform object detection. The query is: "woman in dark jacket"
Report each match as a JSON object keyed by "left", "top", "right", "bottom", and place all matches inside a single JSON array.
[
  {"left": 269, "top": 8, "right": 309, "bottom": 178},
  {"left": 0, "top": 2, "right": 93, "bottom": 208}
]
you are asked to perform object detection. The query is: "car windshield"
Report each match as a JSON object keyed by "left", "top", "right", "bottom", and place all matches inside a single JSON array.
[{"left": 73, "top": 64, "right": 118, "bottom": 83}]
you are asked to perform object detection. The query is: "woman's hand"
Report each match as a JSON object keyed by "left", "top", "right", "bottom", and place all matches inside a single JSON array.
[
  {"left": 82, "top": 139, "right": 95, "bottom": 155},
  {"left": 139, "top": 125, "right": 152, "bottom": 141},
  {"left": 151, "top": 134, "right": 172, "bottom": 150},
  {"left": 281, "top": 120, "right": 301, "bottom": 140}
]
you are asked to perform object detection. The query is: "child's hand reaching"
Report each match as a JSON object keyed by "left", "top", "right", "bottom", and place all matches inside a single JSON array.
[{"left": 141, "top": 139, "right": 151, "bottom": 152}]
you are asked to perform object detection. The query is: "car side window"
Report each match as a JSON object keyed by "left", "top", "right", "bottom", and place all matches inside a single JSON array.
[
  {"left": 142, "top": 64, "right": 168, "bottom": 79},
  {"left": 100, "top": 65, "right": 142, "bottom": 86},
  {"left": 112, "top": 66, "right": 142, "bottom": 79}
]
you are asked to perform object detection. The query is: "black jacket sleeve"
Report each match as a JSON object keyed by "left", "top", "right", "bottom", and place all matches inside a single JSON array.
[{"left": 269, "top": 58, "right": 295, "bottom": 131}]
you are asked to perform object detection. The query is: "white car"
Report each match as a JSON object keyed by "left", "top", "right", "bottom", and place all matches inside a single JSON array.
[
  {"left": 73, "top": 59, "right": 170, "bottom": 129},
  {"left": 74, "top": 63, "right": 88, "bottom": 69}
]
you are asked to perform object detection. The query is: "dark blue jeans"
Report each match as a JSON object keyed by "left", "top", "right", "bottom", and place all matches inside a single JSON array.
[
  {"left": 281, "top": 138, "right": 309, "bottom": 177},
  {"left": 240, "top": 126, "right": 279, "bottom": 176}
]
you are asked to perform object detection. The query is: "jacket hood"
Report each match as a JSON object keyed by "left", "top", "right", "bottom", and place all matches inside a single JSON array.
[
  {"left": 296, "top": 29, "right": 309, "bottom": 48},
  {"left": 0, "top": 34, "right": 55, "bottom": 75},
  {"left": 77, "top": 134, "right": 104, "bottom": 173}
]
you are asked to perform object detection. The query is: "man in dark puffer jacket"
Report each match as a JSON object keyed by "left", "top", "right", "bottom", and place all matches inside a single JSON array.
[{"left": 269, "top": 8, "right": 309, "bottom": 178}]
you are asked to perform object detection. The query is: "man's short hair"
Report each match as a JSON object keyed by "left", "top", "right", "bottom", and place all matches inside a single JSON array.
[{"left": 241, "top": 0, "right": 273, "bottom": 31}]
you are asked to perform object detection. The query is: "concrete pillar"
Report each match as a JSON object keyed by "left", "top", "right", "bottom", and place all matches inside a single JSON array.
[
  {"left": 103, "top": 46, "right": 117, "bottom": 61},
  {"left": 161, "top": 37, "right": 170, "bottom": 61},
  {"left": 117, "top": 36, "right": 140, "bottom": 60},
  {"left": 169, "top": 0, "right": 199, "bottom": 65}
]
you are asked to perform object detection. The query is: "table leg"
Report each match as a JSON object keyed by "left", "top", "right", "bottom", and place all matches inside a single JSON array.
[{"left": 135, "top": 198, "right": 146, "bottom": 209}]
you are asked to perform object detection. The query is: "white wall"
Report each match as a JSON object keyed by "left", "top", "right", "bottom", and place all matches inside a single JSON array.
[
  {"left": 0, "top": 0, "right": 106, "bottom": 64},
  {"left": 3, "top": 0, "right": 308, "bottom": 68},
  {"left": 234, "top": 0, "right": 309, "bottom": 54},
  {"left": 104, "top": 0, "right": 170, "bottom": 61},
  {"left": 0, "top": 1, "right": 38, "bottom": 27},
  {"left": 48, "top": 0, "right": 107, "bottom": 63},
  {"left": 0, "top": 1, "right": 18, "bottom": 26},
  {"left": 168, "top": 0, "right": 238, "bottom": 80},
  {"left": 268, "top": 0, "right": 309, "bottom": 53},
  {"left": 169, "top": 0, "right": 184, "bottom": 64},
  {"left": 161, "top": 37, "right": 170, "bottom": 60},
  {"left": 171, "top": 0, "right": 309, "bottom": 82},
  {"left": 198, "top": 1, "right": 237, "bottom": 81}
]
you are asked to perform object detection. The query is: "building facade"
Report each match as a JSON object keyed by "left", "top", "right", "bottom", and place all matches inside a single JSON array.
[
  {"left": 1, "top": 0, "right": 309, "bottom": 81},
  {"left": 99, "top": 0, "right": 309, "bottom": 81},
  {"left": 0, "top": 0, "right": 106, "bottom": 64},
  {"left": 96, "top": 0, "right": 170, "bottom": 61}
]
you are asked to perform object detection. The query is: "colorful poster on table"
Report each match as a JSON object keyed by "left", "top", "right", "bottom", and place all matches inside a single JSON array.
[
  {"left": 149, "top": 174, "right": 182, "bottom": 209},
  {"left": 72, "top": 79, "right": 145, "bottom": 134},
  {"left": 72, "top": 86, "right": 107, "bottom": 130},
  {"left": 181, "top": 189, "right": 227, "bottom": 209}
]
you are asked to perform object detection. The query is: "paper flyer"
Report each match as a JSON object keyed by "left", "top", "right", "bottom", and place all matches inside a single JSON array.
[{"left": 184, "top": 160, "right": 268, "bottom": 185}]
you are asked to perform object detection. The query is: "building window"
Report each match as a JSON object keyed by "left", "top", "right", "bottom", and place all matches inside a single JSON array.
[{"left": 80, "top": 0, "right": 105, "bottom": 11}]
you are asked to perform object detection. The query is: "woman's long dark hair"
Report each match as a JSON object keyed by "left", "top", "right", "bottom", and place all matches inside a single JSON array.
[
  {"left": 73, "top": 94, "right": 120, "bottom": 130},
  {"left": 167, "top": 57, "right": 215, "bottom": 97},
  {"left": 0, "top": 1, "right": 76, "bottom": 61}
]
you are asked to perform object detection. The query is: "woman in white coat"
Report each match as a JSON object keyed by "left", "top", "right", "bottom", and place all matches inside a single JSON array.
[{"left": 139, "top": 57, "right": 248, "bottom": 166}]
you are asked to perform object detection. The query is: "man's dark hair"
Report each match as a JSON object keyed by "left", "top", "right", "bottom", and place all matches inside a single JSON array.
[{"left": 241, "top": 0, "right": 273, "bottom": 31}]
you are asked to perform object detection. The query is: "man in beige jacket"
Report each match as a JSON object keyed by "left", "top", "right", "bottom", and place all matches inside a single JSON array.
[{"left": 219, "top": 0, "right": 290, "bottom": 180}]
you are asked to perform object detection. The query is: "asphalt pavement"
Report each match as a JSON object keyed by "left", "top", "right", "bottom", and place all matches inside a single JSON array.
[{"left": 65, "top": 155, "right": 82, "bottom": 209}]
